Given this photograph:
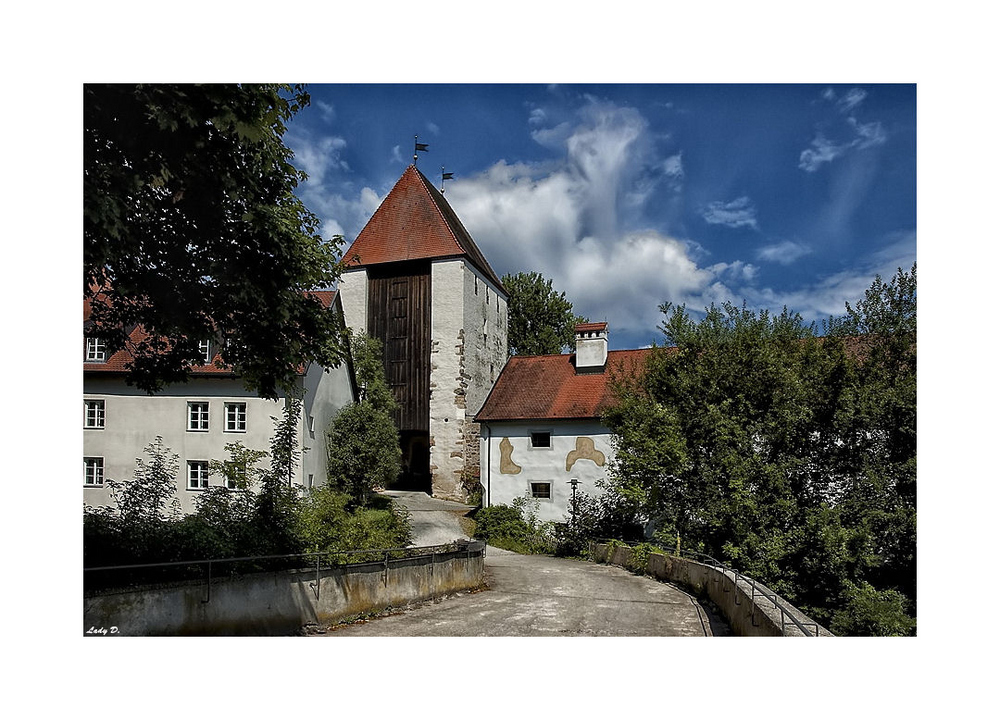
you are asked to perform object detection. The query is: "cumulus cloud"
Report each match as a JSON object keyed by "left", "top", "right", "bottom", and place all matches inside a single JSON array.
[
  {"left": 286, "top": 130, "right": 382, "bottom": 244},
  {"left": 701, "top": 196, "right": 759, "bottom": 230},
  {"left": 445, "top": 100, "right": 749, "bottom": 339}
]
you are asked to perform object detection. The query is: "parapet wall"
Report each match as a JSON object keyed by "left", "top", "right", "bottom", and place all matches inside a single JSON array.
[
  {"left": 592, "top": 543, "right": 832, "bottom": 637},
  {"left": 84, "top": 543, "right": 486, "bottom": 636}
]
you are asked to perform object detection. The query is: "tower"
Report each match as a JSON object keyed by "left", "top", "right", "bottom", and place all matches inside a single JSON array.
[{"left": 338, "top": 165, "right": 508, "bottom": 501}]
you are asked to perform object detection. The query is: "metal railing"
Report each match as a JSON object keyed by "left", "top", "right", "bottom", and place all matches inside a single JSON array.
[
  {"left": 84, "top": 541, "right": 484, "bottom": 601},
  {"left": 598, "top": 540, "right": 823, "bottom": 637}
]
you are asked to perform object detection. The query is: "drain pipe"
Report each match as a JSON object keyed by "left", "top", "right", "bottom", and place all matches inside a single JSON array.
[{"left": 485, "top": 422, "right": 492, "bottom": 507}]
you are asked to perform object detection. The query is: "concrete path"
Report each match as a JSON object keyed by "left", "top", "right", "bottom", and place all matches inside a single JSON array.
[{"left": 319, "top": 491, "right": 727, "bottom": 637}]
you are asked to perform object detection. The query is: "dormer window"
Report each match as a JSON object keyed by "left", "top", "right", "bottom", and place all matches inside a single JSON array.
[
  {"left": 85, "top": 337, "right": 106, "bottom": 363},
  {"left": 198, "top": 339, "right": 212, "bottom": 364}
]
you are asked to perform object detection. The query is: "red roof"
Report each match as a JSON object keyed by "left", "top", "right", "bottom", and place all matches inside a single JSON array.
[
  {"left": 575, "top": 322, "right": 608, "bottom": 333},
  {"left": 475, "top": 349, "right": 652, "bottom": 422},
  {"left": 341, "top": 165, "right": 505, "bottom": 291},
  {"left": 83, "top": 290, "right": 338, "bottom": 376}
]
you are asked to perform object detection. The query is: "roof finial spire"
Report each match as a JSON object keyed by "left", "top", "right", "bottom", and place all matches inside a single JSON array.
[
  {"left": 440, "top": 166, "right": 454, "bottom": 194},
  {"left": 413, "top": 135, "right": 428, "bottom": 164}
]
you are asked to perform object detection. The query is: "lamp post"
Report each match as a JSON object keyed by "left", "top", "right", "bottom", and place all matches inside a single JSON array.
[{"left": 568, "top": 478, "right": 580, "bottom": 530}]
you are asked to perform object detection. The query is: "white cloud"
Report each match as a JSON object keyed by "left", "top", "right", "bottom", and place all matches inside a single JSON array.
[
  {"left": 800, "top": 87, "right": 887, "bottom": 172},
  {"left": 701, "top": 196, "right": 759, "bottom": 229},
  {"left": 289, "top": 135, "right": 348, "bottom": 185},
  {"left": 426, "top": 122, "right": 440, "bottom": 135},
  {"left": 445, "top": 102, "right": 745, "bottom": 339},
  {"left": 756, "top": 240, "right": 811, "bottom": 265}
]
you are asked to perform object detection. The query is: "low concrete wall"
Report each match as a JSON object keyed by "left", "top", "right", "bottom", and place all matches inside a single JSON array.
[
  {"left": 592, "top": 543, "right": 832, "bottom": 637},
  {"left": 84, "top": 543, "right": 486, "bottom": 636}
]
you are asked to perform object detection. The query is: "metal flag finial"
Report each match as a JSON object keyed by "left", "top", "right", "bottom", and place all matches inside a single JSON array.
[
  {"left": 413, "top": 135, "right": 428, "bottom": 164},
  {"left": 440, "top": 167, "right": 454, "bottom": 193}
]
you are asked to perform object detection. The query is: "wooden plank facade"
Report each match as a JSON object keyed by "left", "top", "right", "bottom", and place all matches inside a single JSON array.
[{"left": 367, "top": 261, "right": 431, "bottom": 433}]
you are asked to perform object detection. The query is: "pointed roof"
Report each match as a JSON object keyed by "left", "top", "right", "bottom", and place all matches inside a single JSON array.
[{"left": 341, "top": 165, "right": 505, "bottom": 293}]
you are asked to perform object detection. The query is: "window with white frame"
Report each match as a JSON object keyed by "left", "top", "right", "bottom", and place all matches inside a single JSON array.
[
  {"left": 85, "top": 337, "right": 106, "bottom": 362},
  {"left": 187, "top": 402, "right": 209, "bottom": 431},
  {"left": 84, "top": 457, "right": 104, "bottom": 486},
  {"left": 530, "top": 482, "right": 552, "bottom": 499},
  {"left": 530, "top": 431, "right": 552, "bottom": 449},
  {"left": 225, "top": 402, "right": 247, "bottom": 432},
  {"left": 84, "top": 399, "right": 105, "bottom": 429},
  {"left": 198, "top": 339, "right": 212, "bottom": 363},
  {"left": 187, "top": 461, "right": 209, "bottom": 490}
]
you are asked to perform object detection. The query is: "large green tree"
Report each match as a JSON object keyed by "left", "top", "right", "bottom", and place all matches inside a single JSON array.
[
  {"left": 325, "top": 333, "right": 402, "bottom": 507},
  {"left": 603, "top": 265, "right": 917, "bottom": 635},
  {"left": 84, "top": 84, "right": 347, "bottom": 398},
  {"left": 502, "top": 271, "right": 586, "bottom": 355}
]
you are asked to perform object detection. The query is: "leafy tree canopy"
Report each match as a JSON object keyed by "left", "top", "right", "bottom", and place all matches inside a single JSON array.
[
  {"left": 84, "top": 84, "right": 347, "bottom": 398},
  {"left": 502, "top": 271, "right": 586, "bottom": 355},
  {"left": 603, "top": 265, "right": 917, "bottom": 635}
]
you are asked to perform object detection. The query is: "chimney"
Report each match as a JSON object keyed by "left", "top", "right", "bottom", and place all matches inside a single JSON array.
[{"left": 574, "top": 322, "right": 608, "bottom": 373}]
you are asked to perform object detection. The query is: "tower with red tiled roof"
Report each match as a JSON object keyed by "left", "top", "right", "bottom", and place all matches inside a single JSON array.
[{"left": 339, "top": 165, "right": 508, "bottom": 501}]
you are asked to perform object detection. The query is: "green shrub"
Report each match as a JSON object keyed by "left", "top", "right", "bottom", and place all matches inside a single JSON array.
[{"left": 830, "top": 581, "right": 916, "bottom": 637}]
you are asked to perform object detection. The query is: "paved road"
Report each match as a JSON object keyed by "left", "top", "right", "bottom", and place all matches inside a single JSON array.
[{"left": 319, "top": 491, "right": 727, "bottom": 637}]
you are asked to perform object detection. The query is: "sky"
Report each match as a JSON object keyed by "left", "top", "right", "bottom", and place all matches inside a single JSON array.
[{"left": 284, "top": 84, "right": 916, "bottom": 351}]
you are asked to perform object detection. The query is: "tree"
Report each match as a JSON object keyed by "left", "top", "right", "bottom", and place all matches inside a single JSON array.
[
  {"left": 325, "top": 333, "right": 402, "bottom": 506},
  {"left": 602, "top": 266, "right": 917, "bottom": 634},
  {"left": 502, "top": 271, "right": 587, "bottom": 355},
  {"left": 84, "top": 84, "right": 348, "bottom": 398}
]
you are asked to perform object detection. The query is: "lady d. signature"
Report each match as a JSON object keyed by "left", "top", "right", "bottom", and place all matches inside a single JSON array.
[{"left": 85, "top": 626, "right": 119, "bottom": 635}]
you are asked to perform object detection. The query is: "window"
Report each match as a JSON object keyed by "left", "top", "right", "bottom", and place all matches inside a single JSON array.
[
  {"left": 84, "top": 457, "right": 104, "bottom": 486},
  {"left": 530, "top": 482, "right": 551, "bottom": 499},
  {"left": 225, "top": 402, "right": 247, "bottom": 432},
  {"left": 85, "top": 337, "right": 106, "bottom": 362},
  {"left": 530, "top": 431, "right": 551, "bottom": 448},
  {"left": 187, "top": 402, "right": 209, "bottom": 431},
  {"left": 84, "top": 399, "right": 105, "bottom": 429},
  {"left": 187, "top": 461, "right": 209, "bottom": 490},
  {"left": 198, "top": 339, "right": 212, "bottom": 364}
]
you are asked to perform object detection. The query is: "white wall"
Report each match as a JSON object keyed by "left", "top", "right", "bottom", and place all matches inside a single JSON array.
[
  {"left": 301, "top": 359, "right": 356, "bottom": 491},
  {"left": 479, "top": 419, "right": 612, "bottom": 523},
  {"left": 338, "top": 268, "right": 368, "bottom": 335},
  {"left": 429, "top": 259, "right": 508, "bottom": 501},
  {"left": 84, "top": 360, "right": 355, "bottom": 515}
]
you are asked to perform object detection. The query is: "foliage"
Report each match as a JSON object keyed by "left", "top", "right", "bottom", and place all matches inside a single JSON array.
[
  {"left": 297, "top": 488, "right": 411, "bottom": 557},
  {"left": 84, "top": 83, "right": 348, "bottom": 398},
  {"left": 472, "top": 498, "right": 556, "bottom": 554},
  {"left": 84, "top": 437, "right": 182, "bottom": 567},
  {"left": 554, "top": 481, "right": 645, "bottom": 557},
  {"left": 830, "top": 582, "right": 916, "bottom": 637},
  {"left": 502, "top": 271, "right": 587, "bottom": 355},
  {"left": 251, "top": 397, "right": 306, "bottom": 556},
  {"left": 602, "top": 266, "right": 917, "bottom": 635},
  {"left": 326, "top": 333, "right": 402, "bottom": 506}
]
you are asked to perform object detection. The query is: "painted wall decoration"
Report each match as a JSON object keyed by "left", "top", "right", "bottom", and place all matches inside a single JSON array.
[
  {"left": 566, "top": 436, "right": 606, "bottom": 472},
  {"left": 499, "top": 437, "right": 521, "bottom": 474}
]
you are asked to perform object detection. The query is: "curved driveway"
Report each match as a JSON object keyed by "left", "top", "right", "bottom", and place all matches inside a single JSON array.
[{"left": 321, "top": 491, "right": 726, "bottom": 637}]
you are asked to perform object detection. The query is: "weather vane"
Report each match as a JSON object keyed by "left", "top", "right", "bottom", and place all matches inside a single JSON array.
[
  {"left": 440, "top": 167, "right": 454, "bottom": 194},
  {"left": 413, "top": 135, "right": 428, "bottom": 164}
]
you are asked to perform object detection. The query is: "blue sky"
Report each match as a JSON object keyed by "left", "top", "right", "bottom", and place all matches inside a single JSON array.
[{"left": 285, "top": 84, "right": 915, "bottom": 351}]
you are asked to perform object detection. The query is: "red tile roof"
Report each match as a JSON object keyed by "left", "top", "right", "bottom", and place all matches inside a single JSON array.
[
  {"left": 475, "top": 349, "right": 653, "bottom": 422},
  {"left": 575, "top": 322, "right": 608, "bottom": 333},
  {"left": 341, "top": 165, "right": 505, "bottom": 292},
  {"left": 83, "top": 290, "right": 338, "bottom": 376}
]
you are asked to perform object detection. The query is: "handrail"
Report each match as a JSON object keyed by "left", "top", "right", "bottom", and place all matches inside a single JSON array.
[
  {"left": 84, "top": 541, "right": 481, "bottom": 574},
  {"left": 598, "top": 539, "right": 822, "bottom": 637}
]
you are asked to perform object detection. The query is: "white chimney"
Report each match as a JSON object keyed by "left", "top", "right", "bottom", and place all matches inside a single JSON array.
[{"left": 575, "top": 322, "right": 608, "bottom": 373}]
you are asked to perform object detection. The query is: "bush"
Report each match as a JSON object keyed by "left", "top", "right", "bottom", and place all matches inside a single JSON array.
[
  {"left": 830, "top": 581, "right": 916, "bottom": 637},
  {"left": 472, "top": 500, "right": 555, "bottom": 555},
  {"left": 297, "top": 487, "right": 412, "bottom": 557}
]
